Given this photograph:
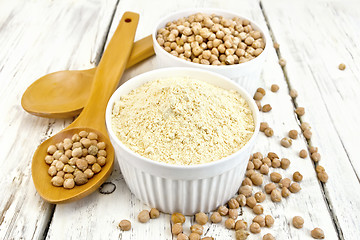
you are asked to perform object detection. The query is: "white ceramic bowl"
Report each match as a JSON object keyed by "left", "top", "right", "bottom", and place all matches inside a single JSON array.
[
  {"left": 106, "top": 67, "right": 259, "bottom": 215},
  {"left": 152, "top": 8, "right": 268, "bottom": 96}
]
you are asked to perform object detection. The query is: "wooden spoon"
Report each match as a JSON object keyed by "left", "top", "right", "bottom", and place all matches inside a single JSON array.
[
  {"left": 21, "top": 35, "right": 154, "bottom": 118},
  {"left": 32, "top": 12, "right": 139, "bottom": 203}
]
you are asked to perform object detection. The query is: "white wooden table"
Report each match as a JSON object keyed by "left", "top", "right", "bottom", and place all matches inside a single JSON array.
[{"left": 1, "top": 0, "right": 359, "bottom": 239}]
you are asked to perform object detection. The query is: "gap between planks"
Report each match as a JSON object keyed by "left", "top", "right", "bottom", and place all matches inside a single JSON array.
[
  {"left": 259, "top": 1, "right": 344, "bottom": 239},
  {"left": 39, "top": 1, "right": 121, "bottom": 239}
]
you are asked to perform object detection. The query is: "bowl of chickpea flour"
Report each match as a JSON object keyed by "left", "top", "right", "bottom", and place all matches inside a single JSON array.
[
  {"left": 105, "top": 67, "right": 259, "bottom": 215},
  {"left": 152, "top": 9, "right": 269, "bottom": 96}
]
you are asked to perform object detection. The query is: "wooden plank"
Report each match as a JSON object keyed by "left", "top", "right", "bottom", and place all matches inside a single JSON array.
[
  {"left": 0, "top": 0, "right": 118, "bottom": 238},
  {"left": 260, "top": 0, "right": 360, "bottom": 239},
  {"left": 47, "top": 0, "right": 339, "bottom": 239}
]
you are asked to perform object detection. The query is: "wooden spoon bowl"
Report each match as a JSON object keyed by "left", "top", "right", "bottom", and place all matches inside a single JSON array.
[
  {"left": 32, "top": 127, "right": 114, "bottom": 203},
  {"left": 31, "top": 11, "right": 139, "bottom": 203}
]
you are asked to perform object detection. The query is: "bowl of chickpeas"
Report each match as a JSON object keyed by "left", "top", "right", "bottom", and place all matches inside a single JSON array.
[{"left": 152, "top": 9, "right": 269, "bottom": 95}]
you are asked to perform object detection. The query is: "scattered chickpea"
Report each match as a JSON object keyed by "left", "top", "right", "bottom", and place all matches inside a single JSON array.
[
  {"left": 236, "top": 194, "right": 247, "bottom": 207},
  {"left": 316, "top": 165, "right": 325, "bottom": 173},
  {"left": 235, "top": 219, "right": 248, "bottom": 230},
  {"left": 295, "top": 107, "right": 305, "bottom": 116},
  {"left": 311, "top": 228, "right": 325, "bottom": 239},
  {"left": 267, "top": 152, "right": 279, "bottom": 160},
  {"left": 280, "top": 158, "right": 291, "bottom": 169},
  {"left": 235, "top": 229, "right": 250, "bottom": 240},
  {"left": 172, "top": 223, "right": 183, "bottom": 235},
  {"left": 253, "top": 215, "right": 265, "bottom": 227},
  {"left": 210, "top": 212, "right": 222, "bottom": 223},
  {"left": 260, "top": 164, "right": 270, "bottom": 175},
  {"left": 262, "top": 104, "right": 272, "bottom": 112},
  {"left": 270, "top": 189, "right": 282, "bottom": 202},
  {"left": 318, "top": 171, "right": 328, "bottom": 183},
  {"left": 247, "top": 161, "right": 254, "bottom": 170},
  {"left": 253, "top": 204, "right": 264, "bottom": 215},
  {"left": 253, "top": 158, "right": 262, "bottom": 170},
  {"left": 309, "top": 146, "right": 318, "bottom": 154},
  {"left": 254, "top": 191, "right": 266, "bottom": 203},
  {"left": 279, "top": 58, "right": 286, "bottom": 67},
  {"left": 338, "top": 63, "right": 346, "bottom": 70},
  {"left": 311, "top": 152, "right": 321, "bottom": 162},
  {"left": 288, "top": 130, "right": 298, "bottom": 139},
  {"left": 292, "top": 216, "right": 304, "bottom": 229},
  {"left": 293, "top": 171, "right": 303, "bottom": 182},
  {"left": 138, "top": 210, "right": 150, "bottom": 223},
  {"left": 270, "top": 172, "right": 282, "bottom": 183},
  {"left": 263, "top": 233, "right": 275, "bottom": 240},
  {"left": 271, "top": 84, "right": 279, "bottom": 92},
  {"left": 280, "top": 137, "right": 292, "bottom": 148},
  {"left": 242, "top": 177, "right": 253, "bottom": 186},
  {"left": 262, "top": 157, "right": 272, "bottom": 167},
  {"left": 246, "top": 196, "right": 257, "bottom": 209},
  {"left": 279, "top": 178, "right": 291, "bottom": 188},
  {"left": 254, "top": 92, "right": 264, "bottom": 101},
  {"left": 303, "top": 129, "right": 312, "bottom": 140},
  {"left": 257, "top": 87, "right": 266, "bottom": 96},
  {"left": 189, "top": 233, "right": 201, "bottom": 240},
  {"left": 228, "top": 209, "right": 238, "bottom": 219},
  {"left": 260, "top": 122, "right": 269, "bottom": 132},
  {"left": 265, "top": 215, "right": 275, "bottom": 227},
  {"left": 265, "top": 183, "right": 277, "bottom": 194},
  {"left": 271, "top": 158, "right": 281, "bottom": 168},
  {"left": 273, "top": 42, "right": 280, "bottom": 49},
  {"left": 177, "top": 233, "right": 189, "bottom": 240},
  {"left": 290, "top": 89, "right": 298, "bottom": 98},
  {"left": 264, "top": 128, "right": 274, "bottom": 137},
  {"left": 228, "top": 198, "right": 240, "bottom": 209},
  {"left": 299, "top": 149, "right": 308, "bottom": 158},
  {"left": 171, "top": 212, "right": 185, "bottom": 224},
  {"left": 119, "top": 220, "right": 131, "bottom": 231},
  {"left": 150, "top": 208, "right": 160, "bottom": 219},
  {"left": 225, "top": 218, "right": 235, "bottom": 229},
  {"left": 250, "top": 222, "right": 261, "bottom": 234},
  {"left": 300, "top": 122, "right": 311, "bottom": 131},
  {"left": 281, "top": 186, "right": 291, "bottom": 198},
  {"left": 250, "top": 172, "right": 263, "bottom": 186},
  {"left": 195, "top": 212, "right": 208, "bottom": 225},
  {"left": 289, "top": 182, "right": 301, "bottom": 193}
]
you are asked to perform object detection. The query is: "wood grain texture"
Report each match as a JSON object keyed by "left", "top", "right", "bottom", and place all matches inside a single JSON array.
[
  {"left": 0, "top": 0, "right": 118, "bottom": 238},
  {"left": 261, "top": 0, "right": 360, "bottom": 239},
  {"left": 46, "top": 0, "right": 341, "bottom": 239}
]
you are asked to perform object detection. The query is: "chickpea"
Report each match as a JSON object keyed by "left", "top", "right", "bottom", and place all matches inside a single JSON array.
[
  {"left": 235, "top": 229, "right": 250, "bottom": 240},
  {"left": 150, "top": 208, "right": 160, "bottom": 219},
  {"left": 253, "top": 215, "right": 265, "bottom": 227},
  {"left": 260, "top": 164, "right": 269, "bottom": 175},
  {"left": 271, "top": 158, "right": 281, "bottom": 168},
  {"left": 262, "top": 104, "right": 272, "bottom": 112},
  {"left": 228, "top": 198, "right": 240, "bottom": 209},
  {"left": 271, "top": 84, "right": 279, "bottom": 92},
  {"left": 318, "top": 172, "right": 328, "bottom": 183},
  {"left": 265, "top": 183, "right": 277, "bottom": 194},
  {"left": 254, "top": 191, "right": 266, "bottom": 203},
  {"left": 98, "top": 150, "right": 107, "bottom": 157},
  {"left": 281, "top": 187, "right": 291, "bottom": 198},
  {"left": 290, "top": 89, "right": 298, "bottom": 98},
  {"left": 189, "top": 233, "right": 201, "bottom": 240},
  {"left": 210, "top": 212, "right": 222, "bottom": 223},
  {"left": 225, "top": 218, "right": 235, "bottom": 229},
  {"left": 279, "top": 58, "right": 286, "bottom": 67},
  {"left": 253, "top": 92, "right": 264, "bottom": 101},
  {"left": 239, "top": 185, "right": 252, "bottom": 197},
  {"left": 250, "top": 172, "right": 263, "bottom": 186},
  {"left": 51, "top": 176, "right": 64, "bottom": 187},
  {"left": 301, "top": 122, "right": 311, "bottom": 131},
  {"left": 273, "top": 42, "right": 280, "bottom": 49},
  {"left": 75, "top": 158, "right": 88, "bottom": 171},
  {"left": 267, "top": 152, "right": 279, "bottom": 160},
  {"left": 228, "top": 209, "right": 238, "bottom": 219},
  {"left": 311, "top": 228, "right": 325, "bottom": 239},
  {"left": 316, "top": 165, "right": 325, "bottom": 173},
  {"left": 338, "top": 63, "right": 346, "bottom": 70},
  {"left": 63, "top": 178, "right": 75, "bottom": 189},
  {"left": 72, "top": 147, "right": 82, "bottom": 158},
  {"left": 138, "top": 210, "right": 150, "bottom": 223},
  {"left": 84, "top": 169, "right": 94, "bottom": 179},
  {"left": 48, "top": 166, "right": 57, "bottom": 177},
  {"left": 270, "top": 172, "right": 282, "bottom": 183},
  {"left": 265, "top": 215, "right": 274, "bottom": 227},
  {"left": 74, "top": 172, "right": 88, "bottom": 185},
  {"left": 250, "top": 222, "right": 261, "bottom": 234},
  {"left": 246, "top": 196, "right": 257, "bottom": 209},
  {"left": 195, "top": 212, "right": 208, "bottom": 225},
  {"left": 263, "top": 233, "right": 275, "bottom": 240},
  {"left": 253, "top": 158, "right": 262, "bottom": 170},
  {"left": 47, "top": 145, "right": 57, "bottom": 155},
  {"left": 280, "top": 158, "right": 290, "bottom": 169},
  {"left": 260, "top": 122, "right": 269, "bottom": 132},
  {"left": 177, "top": 233, "right": 189, "bottom": 240},
  {"left": 64, "top": 173, "right": 73, "bottom": 180},
  {"left": 270, "top": 189, "right": 282, "bottom": 202},
  {"left": 253, "top": 204, "right": 264, "bottom": 215},
  {"left": 236, "top": 194, "right": 247, "bottom": 207},
  {"left": 55, "top": 161, "right": 64, "bottom": 171},
  {"left": 190, "top": 224, "right": 203, "bottom": 235},
  {"left": 217, "top": 205, "right": 229, "bottom": 216},
  {"left": 309, "top": 146, "right": 318, "bottom": 154},
  {"left": 172, "top": 223, "right": 183, "bottom": 235},
  {"left": 56, "top": 171, "right": 65, "bottom": 178},
  {"left": 289, "top": 182, "right": 301, "bottom": 193},
  {"left": 53, "top": 150, "right": 63, "bottom": 160},
  {"left": 65, "top": 149, "right": 72, "bottom": 158},
  {"left": 292, "top": 216, "right": 304, "bottom": 229},
  {"left": 279, "top": 178, "right": 291, "bottom": 188},
  {"left": 311, "top": 152, "right": 321, "bottom": 162},
  {"left": 171, "top": 212, "right": 185, "bottom": 224},
  {"left": 299, "top": 149, "right": 308, "bottom": 158},
  {"left": 262, "top": 157, "right": 272, "bottom": 167},
  {"left": 280, "top": 137, "right": 292, "bottom": 148},
  {"left": 92, "top": 163, "right": 101, "bottom": 174},
  {"left": 293, "top": 171, "right": 303, "bottom": 182},
  {"left": 45, "top": 155, "right": 54, "bottom": 165},
  {"left": 119, "top": 219, "right": 131, "bottom": 231}
]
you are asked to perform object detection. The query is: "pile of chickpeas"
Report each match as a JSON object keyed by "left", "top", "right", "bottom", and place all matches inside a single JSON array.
[
  {"left": 45, "top": 131, "right": 106, "bottom": 189},
  {"left": 156, "top": 13, "right": 265, "bottom": 65}
]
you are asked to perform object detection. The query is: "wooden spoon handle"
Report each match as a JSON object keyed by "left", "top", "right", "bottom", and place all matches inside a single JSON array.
[{"left": 70, "top": 12, "right": 139, "bottom": 130}]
